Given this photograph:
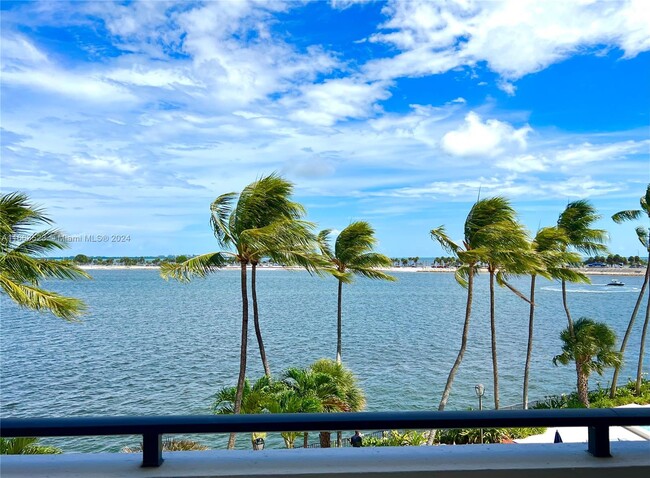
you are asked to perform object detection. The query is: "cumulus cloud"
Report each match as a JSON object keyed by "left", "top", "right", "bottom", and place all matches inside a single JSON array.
[
  {"left": 366, "top": 0, "right": 650, "bottom": 84},
  {"left": 441, "top": 112, "right": 531, "bottom": 157}
]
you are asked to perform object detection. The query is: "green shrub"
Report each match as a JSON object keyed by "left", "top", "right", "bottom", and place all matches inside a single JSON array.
[{"left": 533, "top": 379, "right": 650, "bottom": 410}]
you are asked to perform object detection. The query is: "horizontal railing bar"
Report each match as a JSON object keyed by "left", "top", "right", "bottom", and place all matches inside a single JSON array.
[{"left": 2, "top": 408, "right": 649, "bottom": 438}]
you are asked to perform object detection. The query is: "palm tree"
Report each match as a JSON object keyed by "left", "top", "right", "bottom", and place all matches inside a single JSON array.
[
  {"left": 430, "top": 197, "right": 529, "bottom": 417},
  {"left": 553, "top": 317, "right": 621, "bottom": 407},
  {"left": 213, "top": 375, "right": 276, "bottom": 449},
  {"left": 610, "top": 184, "right": 650, "bottom": 396},
  {"left": 281, "top": 366, "right": 348, "bottom": 448},
  {"left": 0, "top": 192, "right": 90, "bottom": 321},
  {"left": 556, "top": 200, "right": 608, "bottom": 336},
  {"left": 265, "top": 387, "right": 322, "bottom": 448},
  {"left": 161, "top": 174, "right": 322, "bottom": 449},
  {"left": 477, "top": 198, "right": 541, "bottom": 409},
  {"left": 522, "top": 227, "right": 588, "bottom": 408},
  {"left": 318, "top": 222, "right": 395, "bottom": 365},
  {"left": 310, "top": 358, "right": 366, "bottom": 447}
]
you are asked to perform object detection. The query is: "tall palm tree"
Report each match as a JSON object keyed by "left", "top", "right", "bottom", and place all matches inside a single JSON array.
[
  {"left": 522, "top": 227, "right": 588, "bottom": 408},
  {"left": 0, "top": 192, "right": 90, "bottom": 321},
  {"left": 161, "top": 174, "right": 321, "bottom": 449},
  {"left": 478, "top": 198, "right": 540, "bottom": 409},
  {"left": 318, "top": 222, "right": 395, "bottom": 365},
  {"left": 430, "top": 197, "right": 528, "bottom": 417},
  {"left": 556, "top": 200, "right": 608, "bottom": 336},
  {"left": 610, "top": 184, "right": 650, "bottom": 396},
  {"left": 310, "top": 358, "right": 366, "bottom": 447},
  {"left": 553, "top": 317, "right": 621, "bottom": 407}
]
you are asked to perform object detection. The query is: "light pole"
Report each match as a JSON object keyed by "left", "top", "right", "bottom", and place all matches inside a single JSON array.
[{"left": 475, "top": 384, "right": 485, "bottom": 444}]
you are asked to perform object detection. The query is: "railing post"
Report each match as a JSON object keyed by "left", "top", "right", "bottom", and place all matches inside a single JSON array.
[
  {"left": 587, "top": 425, "right": 610, "bottom": 458},
  {"left": 142, "top": 433, "right": 163, "bottom": 467}
]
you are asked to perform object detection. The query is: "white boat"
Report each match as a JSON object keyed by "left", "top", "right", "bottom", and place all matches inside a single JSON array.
[{"left": 607, "top": 280, "right": 625, "bottom": 286}]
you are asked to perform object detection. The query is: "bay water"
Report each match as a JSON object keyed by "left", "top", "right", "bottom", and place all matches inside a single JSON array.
[{"left": 1, "top": 269, "right": 647, "bottom": 451}]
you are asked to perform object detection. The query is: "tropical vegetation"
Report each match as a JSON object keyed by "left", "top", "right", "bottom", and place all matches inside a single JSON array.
[
  {"left": 160, "top": 174, "right": 325, "bottom": 449},
  {"left": 553, "top": 317, "right": 621, "bottom": 407},
  {"left": 0, "top": 192, "right": 90, "bottom": 320},
  {"left": 0, "top": 437, "right": 62, "bottom": 455},
  {"left": 211, "top": 359, "right": 365, "bottom": 449}
]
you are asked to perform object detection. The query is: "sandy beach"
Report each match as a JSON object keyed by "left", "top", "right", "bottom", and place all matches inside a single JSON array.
[{"left": 77, "top": 264, "right": 646, "bottom": 276}]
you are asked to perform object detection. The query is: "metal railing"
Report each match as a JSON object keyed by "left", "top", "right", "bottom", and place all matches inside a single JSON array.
[{"left": 2, "top": 408, "right": 649, "bottom": 467}]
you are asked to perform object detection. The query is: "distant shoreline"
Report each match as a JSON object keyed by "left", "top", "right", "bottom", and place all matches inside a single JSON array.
[{"left": 78, "top": 265, "right": 646, "bottom": 276}]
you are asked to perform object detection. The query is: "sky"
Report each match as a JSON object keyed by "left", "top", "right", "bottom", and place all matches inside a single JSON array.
[{"left": 1, "top": 0, "right": 649, "bottom": 258}]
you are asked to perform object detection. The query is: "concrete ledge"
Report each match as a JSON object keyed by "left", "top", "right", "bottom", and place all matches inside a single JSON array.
[{"left": 2, "top": 442, "right": 649, "bottom": 478}]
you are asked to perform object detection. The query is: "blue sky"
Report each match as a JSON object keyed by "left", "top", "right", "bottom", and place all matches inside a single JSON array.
[{"left": 1, "top": 0, "right": 649, "bottom": 258}]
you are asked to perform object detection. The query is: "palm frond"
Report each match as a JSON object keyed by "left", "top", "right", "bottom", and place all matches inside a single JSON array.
[
  {"left": 612, "top": 209, "right": 642, "bottom": 224},
  {"left": 317, "top": 229, "right": 334, "bottom": 258},
  {"left": 334, "top": 221, "right": 376, "bottom": 264},
  {"left": 636, "top": 226, "right": 649, "bottom": 250},
  {"left": 430, "top": 226, "right": 461, "bottom": 255},
  {"left": 0, "top": 276, "right": 86, "bottom": 321},
  {"left": 210, "top": 192, "right": 237, "bottom": 248},
  {"left": 160, "top": 252, "right": 227, "bottom": 282}
]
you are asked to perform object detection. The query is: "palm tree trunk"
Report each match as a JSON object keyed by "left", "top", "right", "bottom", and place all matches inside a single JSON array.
[
  {"left": 336, "top": 279, "right": 343, "bottom": 364},
  {"left": 228, "top": 261, "right": 249, "bottom": 450},
  {"left": 523, "top": 274, "right": 536, "bottom": 409},
  {"left": 303, "top": 432, "right": 309, "bottom": 448},
  {"left": 337, "top": 431, "right": 342, "bottom": 448},
  {"left": 561, "top": 279, "right": 575, "bottom": 337},
  {"left": 577, "top": 365, "right": 590, "bottom": 407},
  {"left": 428, "top": 267, "right": 474, "bottom": 445},
  {"left": 251, "top": 262, "right": 271, "bottom": 377},
  {"left": 611, "top": 261, "right": 649, "bottom": 397},
  {"left": 636, "top": 286, "right": 650, "bottom": 394},
  {"left": 319, "top": 431, "right": 331, "bottom": 448},
  {"left": 490, "top": 270, "right": 499, "bottom": 410}
]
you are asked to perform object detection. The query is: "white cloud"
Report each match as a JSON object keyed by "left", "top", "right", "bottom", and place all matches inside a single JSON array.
[
  {"left": 71, "top": 155, "right": 139, "bottom": 175},
  {"left": 366, "top": 0, "right": 650, "bottom": 84},
  {"left": 554, "top": 140, "right": 649, "bottom": 169},
  {"left": 497, "top": 154, "right": 548, "bottom": 173},
  {"left": 441, "top": 112, "right": 531, "bottom": 157},
  {"left": 284, "top": 78, "right": 392, "bottom": 126}
]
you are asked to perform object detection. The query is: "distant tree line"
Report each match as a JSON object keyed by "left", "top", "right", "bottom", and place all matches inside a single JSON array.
[{"left": 583, "top": 254, "right": 646, "bottom": 267}]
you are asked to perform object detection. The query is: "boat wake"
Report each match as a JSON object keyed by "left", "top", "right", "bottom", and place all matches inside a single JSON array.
[{"left": 541, "top": 285, "right": 640, "bottom": 294}]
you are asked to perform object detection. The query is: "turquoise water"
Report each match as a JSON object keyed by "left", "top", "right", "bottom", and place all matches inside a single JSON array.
[{"left": 1, "top": 269, "right": 647, "bottom": 451}]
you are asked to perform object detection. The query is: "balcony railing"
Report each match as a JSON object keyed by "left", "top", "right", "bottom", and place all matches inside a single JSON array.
[{"left": 2, "top": 408, "right": 649, "bottom": 467}]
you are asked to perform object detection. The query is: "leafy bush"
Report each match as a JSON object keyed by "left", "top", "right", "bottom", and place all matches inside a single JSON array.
[
  {"left": 434, "top": 427, "right": 546, "bottom": 445},
  {"left": 122, "top": 438, "right": 209, "bottom": 453},
  {"left": 533, "top": 379, "right": 650, "bottom": 410},
  {"left": 0, "top": 437, "right": 62, "bottom": 455},
  {"left": 362, "top": 430, "right": 427, "bottom": 447}
]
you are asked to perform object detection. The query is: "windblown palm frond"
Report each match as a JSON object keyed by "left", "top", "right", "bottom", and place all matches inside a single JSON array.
[
  {"left": 1, "top": 192, "right": 90, "bottom": 320},
  {"left": 160, "top": 252, "right": 228, "bottom": 282}
]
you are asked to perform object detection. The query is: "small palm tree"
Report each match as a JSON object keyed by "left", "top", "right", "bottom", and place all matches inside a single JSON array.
[
  {"left": 553, "top": 317, "right": 621, "bottom": 407},
  {"left": 310, "top": 358, "right": 366, "bottom": 447},
  {"left": 213, "top": 376, "right": 275, "bottom": 449},
  {"left": 0, "top": 192, "right": 90, "bottom": 320},
  {"left": 319, "top": 222, "right": 395, "bottom": 365},
  {"left": 522, "top": 227, "right": 588, "bottom": 408},
  {"left": 281, "top": 366, "right": 347, "bottom": 448},
  {"left": 556, "top": 200, "right": 608, "bottom": 336},
  {"left": 610, "top": 184, "right": 650, "bottom": 396}
]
